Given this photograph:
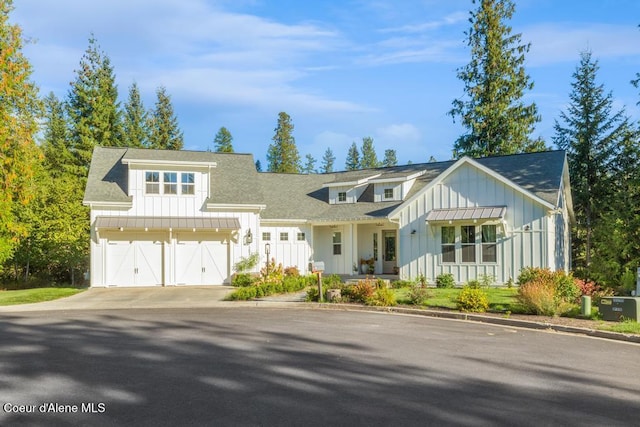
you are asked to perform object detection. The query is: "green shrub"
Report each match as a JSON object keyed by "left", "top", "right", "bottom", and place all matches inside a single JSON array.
[
  {"left": 457, "top": 285, "right": 489, "bottom": 312},
  {"left": 225, "top": 286, "right": 257, "bottom": 301},
  {"left": 436, "top": 273, "right": 455, "bottom": 289},
  {"left": 233, "top": 252, "right": 260, "bottom": 273},
  {"left": 366, "top": 287, "right": 397, "bottom": 307},
  {"left": 322, "top": 274, "right": 343, "bottom": 288},
  {"left": 478, "top": 274, "right": 495, "bottom": 288},
  {"left": 392, "top": 280, "right": 414, "bottom": 289},
  {"left": 306, "top": 287, "right": 319, "bottom": 302},
  {"left": 232, "top": 273, "right": 257, "bottom": 287},
  {"left": 407, "top": 285, "right": 432, "bottom": 305},
  {"left": 466, "top": 279, "right": 482, "bottom": 289}
]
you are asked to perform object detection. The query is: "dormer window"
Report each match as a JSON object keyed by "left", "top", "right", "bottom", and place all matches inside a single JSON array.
[
  {"left": 164, "top": 172, "right": 178, "bottom": 194},
  {"left": 338, "top": 192, "right": 347, "bottom": 202},
  {"left": 181, "top": 173, "right": 195, "bottom": 195},
  {"left": 145, "top": 171, "right": 196, "bottom": 195},
  {"left": 145, "top": 172, "right": 160, "bottom": 194},
  {"left": 384, "top": 188, "right": 394, "bottom": 199}
]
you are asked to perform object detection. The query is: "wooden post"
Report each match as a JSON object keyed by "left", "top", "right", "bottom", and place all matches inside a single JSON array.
[{"left": 317, "top": 271, "right": 323, "bottom": 302}]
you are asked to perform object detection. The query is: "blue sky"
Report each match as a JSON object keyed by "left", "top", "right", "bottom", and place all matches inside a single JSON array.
[{"left": 13, "top": 0, "right": 640, "bottom": 168}]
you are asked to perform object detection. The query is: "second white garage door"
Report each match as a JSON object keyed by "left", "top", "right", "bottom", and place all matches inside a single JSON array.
[{"left": 175, "top": 232, "right": 229, "bottom": 285}]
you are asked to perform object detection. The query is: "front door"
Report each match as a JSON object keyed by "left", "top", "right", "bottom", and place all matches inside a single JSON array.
[{"left": 382, "top": 230, "right": 397, "bottom": 274}]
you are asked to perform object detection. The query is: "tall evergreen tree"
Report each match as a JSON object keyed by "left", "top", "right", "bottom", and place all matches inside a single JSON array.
[
  {"left": 213, "top": 126, "right": 234, "bottom": 153},
  {"left": 255, "top": 159, "right": 262, "bottom": 172},
  {"left": 147, "top": 86, "right": 183, "bottom": 150},
  {"left": 360, "top": 137, "right": 379, "bottom": 168},
  {"left": 67, "top": 36, "right": 122, "bottom": 173},
  {"left": 382, "top": 149, "right": 398, "bottom": 167},
  {"left": 42, "top": 93, "right": 74, "bottom": 178},
  {"left": 0, "top": 0, "right": 41, "bottom": 265},
  {"left": 321, "top": 147, "right": 335, "bottom": 173},
  {"left": 553, "top": 51, "right": 630, "bottom": 277},
  {"left": 267, "top": 112, "right": 301, "bottom": 173},
  {"left": 122, "top": 82, "right": 148, "bottom": 148},
  {"left": 449, "top": 0, "right": 543, "bottom": 158},
  {"left": 591, "top": 128, "right": 640, "bottom": 286},
  {"left": 303, "top": 154, "right": 317, "bottom": 174},
  {"left": 345, "top": 142, "right": 360, "bottom": 170}
]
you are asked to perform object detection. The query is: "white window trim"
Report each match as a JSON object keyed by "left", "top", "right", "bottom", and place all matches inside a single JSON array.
[
  {"left": 438, "top": 225, "right": 499, "bottom": 266},
  {"left": 144, "top": 171, "right": 197, "bottom": 196}
]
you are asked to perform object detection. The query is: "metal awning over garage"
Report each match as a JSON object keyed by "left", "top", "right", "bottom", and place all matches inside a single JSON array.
[
  {"left": 425, "top": 206, "right": 506, "bottom": 223},
  {"left": 94, "top": 216, "right": 241, "bottom": 231}
]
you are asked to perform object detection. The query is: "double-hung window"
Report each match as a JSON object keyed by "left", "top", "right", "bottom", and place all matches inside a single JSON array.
[
  {"left": 461, "top": 225, "right": 476, "bottom": 263},
  {"left": 332, "top": 232, "right": 342, "bottom": 255},
  {"left": 482, "top": 225, "right": 497, "bottom": 263},
  {"left": 337, "top": 192, "right": 347, "bottom": 202},
  {"left": 145, "top": 172, "right": 160, "bottom": 194},
  {"left": 163, "top": 172, "right": 178, "bottom": 194},
  {"left": 441, "top": 226, "right": 455, "bottom": 263},
  {"left": 181, "top": 173, "right": 195, "bottom": 195}
]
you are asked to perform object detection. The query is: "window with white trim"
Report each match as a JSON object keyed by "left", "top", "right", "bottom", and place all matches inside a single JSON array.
[
  {"left": 337, "top": 191, "right": 347, "bottom": 202},
  {"left": 297, "top": 232, "right": 305, "bottom": 241},
  {"left": 441, "top": 226, "right": 455, "bottom": 263},
  {"left": 163, "top": 172, "right": 177, "bottom": 194},
  {"left": 181, "top": 173, "right": 195, "bottom": 195},
  {"left": 482, "top": 225, "right": 497, "bottom": 263},
  {"left": 333, "top": 232, "right": 342, "bottom": 255},
  {"left": 145, "top": 171, "right": 160, "bottom": 194},
  {"left": 384, "top": 188, "right": 394, "bottom": 199},
  {"left": 461, "top": 225, "right": 476, "bottom": 263},
  {"left": 280, "top": 232, "right": 289, "bottom": 241},
  {"left": 262, "top": 232, "right": 271, "bottom": 241}
]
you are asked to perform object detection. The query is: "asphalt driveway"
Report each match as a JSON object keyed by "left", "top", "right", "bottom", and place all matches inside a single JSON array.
[{"left": 0, "top": 286, "right": 236, "bottom": 312}]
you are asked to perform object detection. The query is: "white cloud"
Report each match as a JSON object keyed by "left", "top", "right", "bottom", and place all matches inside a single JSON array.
[
  {"left": 375, "top": 123, "right": 421, "bottom": 143},
  {"left": 379, "top": 11, "right": 468, "bottom": 34},
  {"left": 13, "top": 0, "right": 366, "bottom": 114},
  {"left": 524, "top": 23, "right": 640, "bottom": 66}
]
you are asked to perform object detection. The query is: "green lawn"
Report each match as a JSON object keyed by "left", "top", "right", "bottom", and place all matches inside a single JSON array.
[
  {"left": 0, "top": 288, "right": 83, "bottom": 306},
  {"left": 395, "top": 287, "right": 520, "bottom": 312},
  {"left": 597, "top": 319, "right": 640, "bottom": 334}
]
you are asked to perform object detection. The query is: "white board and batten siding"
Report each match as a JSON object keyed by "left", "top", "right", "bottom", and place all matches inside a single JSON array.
[
  {"left": 259, "top": 224, "right": 312, "bottom": 274},
  {"left": 89, "top": 166, "right": 261, "bottom": 286},
  {"left": 395, "top": 163, "right": 559, "bottom": 285}
]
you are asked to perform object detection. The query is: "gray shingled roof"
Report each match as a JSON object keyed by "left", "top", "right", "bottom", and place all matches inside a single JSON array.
[{"left": 84, "top": 147, "right": 567, "bottom": 222}]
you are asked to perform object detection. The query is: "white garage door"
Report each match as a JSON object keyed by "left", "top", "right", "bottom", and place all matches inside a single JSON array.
[
  {"left": 175, "top": 232, "right": 229, "bottom": 285},
  {"left": 105, "top": 232, "right": 164, "bottom": 287}
]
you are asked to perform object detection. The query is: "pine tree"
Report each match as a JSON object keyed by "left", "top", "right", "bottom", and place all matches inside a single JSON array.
[
  {"left": 0, "top": 0, "right": 41, "bottom": 265},
  {"left": 42, "top": 93, "right": 74, "bottom": 178},
  {"left": 255, "top": 159, "right": 262, "bottom": 172},
  {"left": 67, "top": 36, "right": 122, "bottom": 173},
  {"left": 147, "top": 86, "right": 183, "bottom": 150},
  {"left": 360, "top": 137, "right": 379, "bottom": 169},
  {"left": 449, "top": 0, "right": 543, "bottom": 158},
  {"left": 345, "top": 142, "right": 360, "bottom": 170},
  {"left": 267, "top": 112, "right": 301, "bottom": 173},
  {"left": 122, "top": 82, "right": 148, "bottom": 148},
  {"left": 592, "top": 128, "right": 640, "bottom": 286},
  {"left": 382, "top": 149, "right": 398, "bottom": 167},
  {"left": 321, "top": 147, "right": 335, "bottom": 173},
  {"left": 213, "top": 127, "right": 234, "bottom": 153},
  {"left": 303, "top": 154, "right": 317, "bottom": 174},
  {"left": 553, "top": 51, "right": 629, "bottom": 278}
]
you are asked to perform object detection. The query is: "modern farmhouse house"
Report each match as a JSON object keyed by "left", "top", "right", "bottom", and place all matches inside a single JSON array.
[{"left": 83, "top": 147, "right": 572, "bottom": 287}]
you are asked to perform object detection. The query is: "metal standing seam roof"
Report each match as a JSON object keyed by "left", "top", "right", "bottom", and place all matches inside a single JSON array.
[
  {"left": 94, "top": 216, "right": 241, "bottom": 230},
  {"left": 425, "top": 206, "right": 507, "bottom": 222}
]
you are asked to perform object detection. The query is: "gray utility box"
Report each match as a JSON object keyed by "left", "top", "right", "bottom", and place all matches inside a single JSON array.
[{"left": 599, "top": 297, "right": 640, "bottom": 322}]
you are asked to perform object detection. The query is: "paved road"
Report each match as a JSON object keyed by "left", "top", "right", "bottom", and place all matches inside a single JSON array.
[{"left": 1, "top": 308, "right": 638, "bottom": 426}]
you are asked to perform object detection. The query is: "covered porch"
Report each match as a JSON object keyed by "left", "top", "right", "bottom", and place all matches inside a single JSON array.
[{"left": 311, "top": 221, "right": 399, "bottom": 276}]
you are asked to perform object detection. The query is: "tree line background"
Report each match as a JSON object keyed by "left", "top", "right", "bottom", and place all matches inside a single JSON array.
[{"left": 1, "top": 0, "right": 639, "bottom": 291}]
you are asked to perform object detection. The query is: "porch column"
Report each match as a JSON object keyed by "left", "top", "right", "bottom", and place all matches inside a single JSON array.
[{"left": 350, "top": 223, "right": 357, "bottom": 276}]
